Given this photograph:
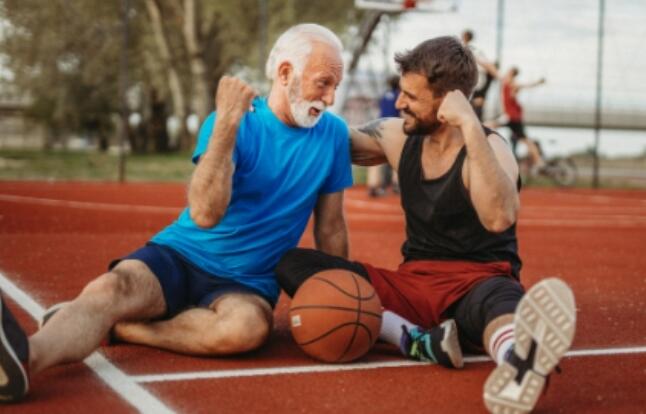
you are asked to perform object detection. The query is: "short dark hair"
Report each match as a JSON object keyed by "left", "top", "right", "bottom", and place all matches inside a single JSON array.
[
  {"left": 462, "top": 29, "right": 474, "bottom": 42},
  {"left": 394, "top": 36, "right": 478, "bottom": 98}
]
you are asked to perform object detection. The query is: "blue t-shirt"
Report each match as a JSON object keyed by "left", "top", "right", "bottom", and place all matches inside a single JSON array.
[{"left": 151, "top": 97, "right": 353, "bottom": 304}]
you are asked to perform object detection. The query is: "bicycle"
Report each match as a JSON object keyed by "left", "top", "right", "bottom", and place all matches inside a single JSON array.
[{"left": 514, "top": 138, "right": 578, "bottom": 187}]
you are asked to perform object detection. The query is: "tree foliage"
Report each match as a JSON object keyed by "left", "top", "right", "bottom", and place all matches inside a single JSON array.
[{"left": 0, "top": 0, "right": 361, "bottom": 151}]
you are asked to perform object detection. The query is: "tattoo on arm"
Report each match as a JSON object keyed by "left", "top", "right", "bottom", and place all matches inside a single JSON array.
[{"left": 357, "top": 119, "right": 385, "bottom": 140}]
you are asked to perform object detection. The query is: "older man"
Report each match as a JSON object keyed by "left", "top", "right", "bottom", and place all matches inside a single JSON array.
[{"left": 0, "top": 23, "right": 351, "bottom": 402}]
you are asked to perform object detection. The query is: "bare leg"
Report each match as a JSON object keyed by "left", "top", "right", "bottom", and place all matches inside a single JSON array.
[
  {"left": 28, "top": 260, "right": 166, "bottom": 374},
  {"left": 112, "top": 293, "right": 272, "bottom": 355},
  {"left": 523, "top": 138, "right": 545, "bottom": 170},
  {"left": 366, "top": 166, "right": 384, "bottom": 196}
]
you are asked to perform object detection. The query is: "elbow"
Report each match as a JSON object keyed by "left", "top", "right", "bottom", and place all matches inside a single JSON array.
[
  {"left": 484, "top": 202, "right": 519, "bottom": 233},
  {"left": 485, "top": 214, "right": 515, "bottom": 233},
  {"left": 189, "top": 208, "right": 222, "bottom": 229}
]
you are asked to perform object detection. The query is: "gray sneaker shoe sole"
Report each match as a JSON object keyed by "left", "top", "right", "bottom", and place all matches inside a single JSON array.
[
  {"left": 0, "top": 296, "right": 29, "bottom": 402},
  {"left": 483, "top": 278, "right": 576, "bottom": 413},
  {"left": 439, "top": 319, "right": 463, "bottom": 369}
]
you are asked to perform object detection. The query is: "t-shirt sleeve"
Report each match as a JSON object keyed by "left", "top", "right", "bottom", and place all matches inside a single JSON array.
[
  {"left": 191, "top": 111, "right": 239, "bottom": 165},
  {"left": 320, "top": 120, "right": 353, "bottom": 194}
]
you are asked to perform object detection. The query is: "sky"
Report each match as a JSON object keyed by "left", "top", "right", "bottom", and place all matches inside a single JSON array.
[
  {"left": 353, "top": 0, "right": 646, "bottom": 156},
  {"left": 358, "top": 0, "right": 646, "bottom": 114},
  {"left": 2, "top": 0, "right": 645, "bottom": 156}
]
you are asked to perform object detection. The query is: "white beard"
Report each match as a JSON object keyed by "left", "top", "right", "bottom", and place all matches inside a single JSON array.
[{"left": 288, "top": 77, "right": 326, "bottom": 128}]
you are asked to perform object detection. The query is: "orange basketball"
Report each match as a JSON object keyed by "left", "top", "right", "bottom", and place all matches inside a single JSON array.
[{"left": 288, "top": 269, "right": 382, "bottom": 363}]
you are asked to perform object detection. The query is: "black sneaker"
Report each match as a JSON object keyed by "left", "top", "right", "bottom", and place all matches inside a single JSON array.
[
  {"left": 0, "top": 293, "right": 30, "bottom": 402},
  {"left": 399, "top": 319, "right": 463, "bottom": 369},
  {"left": 483, "top": 278, "right": 576, "bottom": 413}
]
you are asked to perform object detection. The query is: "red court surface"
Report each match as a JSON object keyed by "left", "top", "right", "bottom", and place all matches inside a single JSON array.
[{"left": 0, "top": 181, "right": 645, "bottom": 413}]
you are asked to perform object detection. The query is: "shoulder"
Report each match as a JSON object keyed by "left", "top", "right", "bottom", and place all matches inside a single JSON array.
[
  {"left": 321, "top": 110, "right": 348, "bottom": 129},
  {"left": 318, "top": 111, "right": 350, "bottom": 139}
]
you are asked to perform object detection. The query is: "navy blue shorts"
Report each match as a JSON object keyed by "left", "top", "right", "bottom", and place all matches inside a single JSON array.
[{"left": 109, "top": 243, "right": 273, "bottom": 317}]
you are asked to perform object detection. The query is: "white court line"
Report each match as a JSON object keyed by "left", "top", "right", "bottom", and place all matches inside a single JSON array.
[
  {"left": 131, "top": 345, "right": 646, "bottom": 384},
  {"left": 0, "top": 194, "right": 180, "bottom": 214},
  {"left": 4, "top": 194, "right": 646, "bottom": 228},
  {"left": 0, "top": 271, "right": 175, "bottom": 414}
]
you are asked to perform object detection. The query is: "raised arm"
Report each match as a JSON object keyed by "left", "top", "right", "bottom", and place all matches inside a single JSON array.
[
  {"left": 188, "top": 76, "right": 255, "bottom": 228},
  {"left": 313, "top": 191, "right": 348, "bottom": 258},
  {"left": 516, "top": 77, "right": 545, "bottom": 91},
  {"left": 437, "top": 90, "right": 519, "bottom": 233},
  {"left": 349, "top": 117, "right": 407, "bottom": 169}
]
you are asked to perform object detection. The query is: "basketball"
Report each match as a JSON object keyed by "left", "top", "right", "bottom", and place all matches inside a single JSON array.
[{"left": 288, "top": 269, "right": 382, "bottom": 363}]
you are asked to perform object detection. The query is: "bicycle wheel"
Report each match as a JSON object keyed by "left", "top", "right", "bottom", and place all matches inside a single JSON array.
[{"left": 546, "top": 157, "right": 577, "bottom": 187}]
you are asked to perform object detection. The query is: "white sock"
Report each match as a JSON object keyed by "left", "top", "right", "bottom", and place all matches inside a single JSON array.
[
  {"left": 380, "top": 310, "right": 417, "bottom": 347},
  {"left": 488, "top": 323, "right": 515, "bottom": 365}
]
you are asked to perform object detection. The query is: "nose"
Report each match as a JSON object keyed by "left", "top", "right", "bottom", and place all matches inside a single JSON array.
[
  {"left": 395, "top": 93, "right": 405, "bottom": 110},
  {"left": 322, "top": 87, "right": 335, "bottom": 107}
]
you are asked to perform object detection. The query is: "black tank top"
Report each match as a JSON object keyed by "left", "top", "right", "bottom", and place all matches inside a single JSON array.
[{"left": 398, "top": 129, "right": 522, "bottom": 277}]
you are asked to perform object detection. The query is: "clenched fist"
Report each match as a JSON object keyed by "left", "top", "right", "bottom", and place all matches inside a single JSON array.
[
  {"left": 215, "top": 76, "right": 256, "bottom": 119},
  {"left": 437, "top": 90, "right": 478, "bottom": 128}
]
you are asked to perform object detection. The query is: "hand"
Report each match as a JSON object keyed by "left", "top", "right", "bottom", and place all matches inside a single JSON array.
[
  {"left": 215, "top": 76, "right": 256, "bottom": 119},
  {"left": 437, "top": 90, "right": 477, "bottom": 128}
]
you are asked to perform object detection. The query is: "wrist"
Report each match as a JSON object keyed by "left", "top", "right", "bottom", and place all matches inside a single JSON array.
[{"left": 459, "top": 116, "right": 481, "bottom": 135}]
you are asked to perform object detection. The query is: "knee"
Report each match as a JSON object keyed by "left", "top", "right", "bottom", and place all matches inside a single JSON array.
[
  {"left": 275, "top": 248, "right": 314, "bottom": 297},
  {"left": 206, "top": 300, "right": 272, "bottom": 355},
  {"left": 481, "top": 278, "right": 525, "bottom": 326},
  {"left": 80, "top": 261, "right": 141, "bottom": 305},
  {"left": 275, "top": 248, "right": 308, "bottom": 278}
]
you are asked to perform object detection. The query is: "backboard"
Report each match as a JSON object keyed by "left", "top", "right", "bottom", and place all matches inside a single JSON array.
[{"left": 354, "top": 0, "right": 460, "bottom": 13}]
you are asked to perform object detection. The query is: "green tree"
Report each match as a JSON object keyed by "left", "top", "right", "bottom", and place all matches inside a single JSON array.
[{"left": 0, "top": 0, "right": 361, "bottom": 151}]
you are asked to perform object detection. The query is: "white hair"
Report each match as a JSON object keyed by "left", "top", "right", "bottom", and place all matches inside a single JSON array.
[{"left": 265, "top": 23, "right": 343, "bottom": 80}]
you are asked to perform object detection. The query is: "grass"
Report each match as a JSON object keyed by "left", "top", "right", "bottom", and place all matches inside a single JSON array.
[
  {"left": 0, "top": 149, "right": 195, "bottom": 182},
  {"left": 1, "top": 149, "right": 645, "bottom": 188}
]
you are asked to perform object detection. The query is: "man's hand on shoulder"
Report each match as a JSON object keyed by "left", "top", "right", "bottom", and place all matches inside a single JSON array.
[{"left": 216, "top": 76, "right": 256, "bottom": 122}]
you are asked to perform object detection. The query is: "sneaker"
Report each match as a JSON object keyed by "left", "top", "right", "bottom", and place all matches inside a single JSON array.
[
  {"left": 368, "top": 187, "right": 385, "bottom": 198},
  {"left": 0, "top": 293, "right": 30, "bottom": 402},
  {"left": 483, "top": 278, "right": 576, "bottom": 413},
  {"left": 400, "top": 319, "right": 464, "bottom": 369}
]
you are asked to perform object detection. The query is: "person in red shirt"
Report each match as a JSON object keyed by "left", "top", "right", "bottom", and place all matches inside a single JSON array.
[{"left": 501, "top": 67, "right": 546, "bottom": 172}]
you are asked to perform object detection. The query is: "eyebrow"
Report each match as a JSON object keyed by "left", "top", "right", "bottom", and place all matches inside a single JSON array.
[{"left": 401, "top": 89, "right": 417, "bottom": 99}]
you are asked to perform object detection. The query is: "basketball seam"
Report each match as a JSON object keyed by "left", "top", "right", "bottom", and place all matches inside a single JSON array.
[
  {"left": 338, "top": 272, "right": 362, "bottom": 362},
  {"left": 296, "top": 322, "right": 362, "bottom": 346},
  {"left": 311, "top": 276, "right": 377, "bottom": 301},
  {"left": 289, "top": 305, "right": 382, "bottom": 319}
]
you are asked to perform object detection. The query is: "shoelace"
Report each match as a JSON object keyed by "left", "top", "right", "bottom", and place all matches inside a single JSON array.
[{"left": 402, "top": 326, "right": 437, "bottom": 363}]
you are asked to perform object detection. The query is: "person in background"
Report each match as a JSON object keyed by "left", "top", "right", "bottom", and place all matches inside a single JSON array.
[
  {"left": 367, "top": 75, "right": 401, "bottom": 197},
  {"left": 501, "top": 66, "right": 546, "bottom": 173},
  {"left": 461, "top": 29, "right": 499, "bottom": 121}
]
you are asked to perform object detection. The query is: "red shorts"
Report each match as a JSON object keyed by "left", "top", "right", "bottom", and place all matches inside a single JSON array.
[{"left": 361, "top": 260, "right": 514, "bottom": 329}]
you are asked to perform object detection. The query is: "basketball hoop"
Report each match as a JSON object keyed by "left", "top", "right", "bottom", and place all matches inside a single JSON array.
[{"left": 354, "top": 0, "right": 459, "bottom": 13}]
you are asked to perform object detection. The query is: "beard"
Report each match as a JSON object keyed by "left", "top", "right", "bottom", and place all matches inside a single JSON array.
[
  {"left": 401, "top": 108, "right": 440, "bottom": 136},
  {"left": 288, "top": 76, "right": 326, "bottom": 128}
]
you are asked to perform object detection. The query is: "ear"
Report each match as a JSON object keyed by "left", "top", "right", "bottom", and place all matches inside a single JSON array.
[{"left": 277, "top": 61, "right": 294, "bottom": 86}]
